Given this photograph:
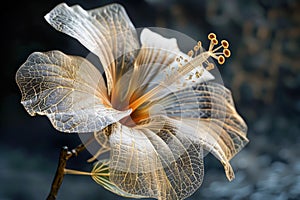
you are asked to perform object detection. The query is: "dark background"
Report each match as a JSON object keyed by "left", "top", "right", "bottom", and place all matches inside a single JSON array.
[{"left": 1, "top": 0, "right": 299, "bottom": 199}]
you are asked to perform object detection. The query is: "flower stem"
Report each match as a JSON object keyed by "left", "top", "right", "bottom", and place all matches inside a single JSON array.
[
  {"left": 46, "top": 146, "right": 69, "bottom": 200},
  {"left": 46, "top": 144, "right": 86, "bottom": 200}
]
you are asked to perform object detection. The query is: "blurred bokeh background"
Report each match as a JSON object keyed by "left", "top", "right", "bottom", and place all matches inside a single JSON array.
[{"left": 1, "top": 0, "right": 299, "bottom": 199}]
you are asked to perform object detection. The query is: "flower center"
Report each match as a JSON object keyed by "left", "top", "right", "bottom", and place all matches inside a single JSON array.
[{"left": 119, "top": 104, "right": 150, "bottom": 127}]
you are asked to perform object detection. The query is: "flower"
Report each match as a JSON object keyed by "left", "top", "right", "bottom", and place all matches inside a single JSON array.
[{"left": 16, "top": 3, "right": 248, "bottom": 200}]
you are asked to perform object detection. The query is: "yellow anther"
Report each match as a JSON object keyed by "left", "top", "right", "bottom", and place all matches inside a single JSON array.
[
  {"left": 197, "top": 41, "right": 202, "bottom": 47},
  {"left": 194, "top": 45, "right": 199, "bottom": 51},
  {"left": 206, "top": 63, "right": 214, "bottom": 71},
  {"left": 221, "top": 40, "right": 229, "bottom": 48},
  {"left": 218, "top": 56, "right": 225, "bottom": 64},
  {"left": 212, "top": 38, "right": 218, "bottom": 45},
  {"left": 188, "top": 50, "right": 194, "bottom": 57},
  {"left": 176, "top": 57, "right": 180, "bottom": 62},
  {"left": 184, "top": 59, "right": 188, "bottom": 63},
  {"left": 208, "top": 33, "right": 216, "bottom": 40},
  {"left": 195, "top": 70, "right": 203, "bottom": 78},
  {"left": 223, "top": 49, "right": 231, "bottom": 58}
]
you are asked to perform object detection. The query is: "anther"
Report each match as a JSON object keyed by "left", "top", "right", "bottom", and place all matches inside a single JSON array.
[
  {"left": 212, "top": 39, "right": 218, "bottom": 45},
  {"left": 197, "top": 41, "right": 202, "bottom": 47},
  {"left": 223, "top": 49, "right": 231, "bottom": 57},
  {"left": 188, "top": 50, "right": 194, "bottom": 57},
  {"left": 208, "top": 33, "right": 216, "bottom": 40},
  {"left": 221, "top": 40, "right": 229, "bottom": 48},
  {"left": 218, "top": 56, "right": 225, "bottom": 64},
  {"left": 195, "top": 71, "right": 202, "bottom": 78},
  {"left": 206, "top": 63, "right": 215, "bottom": 71}
]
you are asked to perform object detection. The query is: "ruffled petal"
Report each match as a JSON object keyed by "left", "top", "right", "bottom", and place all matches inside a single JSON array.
[
  {"left": 45, "top": 3, "right": 139, "bottom": 95},
  {"left": 151, "top": 82, "right": 248, "bottom": 180},
  {"left": 89, "top": 83, "right": 247, "bottom": 198},
  {"left": 16, "top": 51, "right": 131, "bottom": 133},
  {"left": 107, "top": 118, "right": 205, "bottom": 200}
]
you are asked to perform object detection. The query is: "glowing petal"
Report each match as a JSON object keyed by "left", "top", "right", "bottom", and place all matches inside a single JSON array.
[
  {"left": 45, "top": 3, "right": 139, "bottom": 94},
  {"left": 152, "top": 82, "right": 248, "bottom": 180},
  {"left": 16, "top": 51, "right": 131, "bottom": 133},
  {"left": 111, "top": 28, "right": 182, "bottom": 106},
  {"left": 88, "top": 4, "right": 139, "bottom": 82},
  {"left": 107, "top": 119, "right": 205, "bottom": 200}
]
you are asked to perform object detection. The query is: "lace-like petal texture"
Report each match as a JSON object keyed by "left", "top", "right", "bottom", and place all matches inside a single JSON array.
[
  {"left": 45, "top": 3, "right": 139, "bottom": 95},
  {"left": 16, "top": 51, "right": 131, "bottom": 133}
]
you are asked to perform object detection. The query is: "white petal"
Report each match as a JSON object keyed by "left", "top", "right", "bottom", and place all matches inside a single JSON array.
[
  {"left": 151, "top": 82, "right": 248, "bottom": 180},
  {"left": 45, "top": 3, "right": 139, "bottom": 95},
  {"left": 140, "top": 28, "right": 181, "bottom": 51},
  {"left": 108, "top": 119, "right": 205, "bottom": 199},
  {"left": 111, "top": 28, "right": 184, "bottom": 105},
  {"left": 16, "top": 51, "right": 131, "bottom": 133}
]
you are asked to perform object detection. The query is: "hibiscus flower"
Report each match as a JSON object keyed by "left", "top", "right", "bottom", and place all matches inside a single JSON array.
[{"left": 16, "top": 3, "right": 248, "bottom": 200}]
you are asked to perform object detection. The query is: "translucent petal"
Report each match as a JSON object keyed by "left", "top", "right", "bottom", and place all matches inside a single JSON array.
[
  {"left": 107, "top": 119, "right": 205, "bottom": 200},
  {"left": 152, "top": 82, "right": 248, "bottom": 180},
  {"left": 89, "top": 82, "right": 247, "bottom": 198},
  {"left": 45, "top": 3, "right": 139, "bottom": 95},
  {"left": 111, "top": 28, "right": 183, "bottom": 107},
  {"left": 140, "top": 29, "right": 214, "bottom": 97},
  {"left": 147, "top": 29, "right": 213, "bottom": 91},
  {"left": 123, "top": 29, "right": 215, "bottom": 114},
  {"left": 86, "top": 126, "right": 112, "bottom": 163},
  {"left": 16, "top": 51, "right": 131, "bottom": 133}
]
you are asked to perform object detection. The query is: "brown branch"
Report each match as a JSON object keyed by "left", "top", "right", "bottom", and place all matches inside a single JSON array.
[
  {"left": 46, "top": 144, "right": 86, "bottom": 200},
  {"left": 46, "top": 146, "right": 69, "bottom": 200}
]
